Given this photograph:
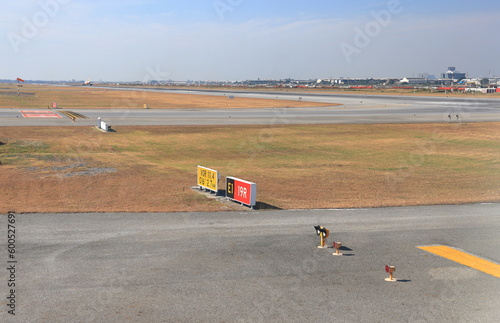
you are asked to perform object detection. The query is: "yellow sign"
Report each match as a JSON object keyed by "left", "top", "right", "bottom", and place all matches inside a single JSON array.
[{"left": 197, "top": 166, "right": 219, "bottom": 191}]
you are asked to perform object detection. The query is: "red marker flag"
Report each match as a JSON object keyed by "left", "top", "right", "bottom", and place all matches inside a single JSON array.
[{"left": 16, "top": 77, "right": 25, "bottom": 82}]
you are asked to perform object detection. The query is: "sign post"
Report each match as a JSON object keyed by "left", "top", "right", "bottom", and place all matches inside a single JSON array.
[
  {"left": 332, "top": 241, "right": 343, "bottom": 256},
  {"left": 197, "top": 166, "right": 219, "bottom": 193},
  {"left": 16, "top": 77, "right": 24, "bottom": 96},
  {"left": 314, "top": 225, "right": 329, "bottom": 248},
  {"left": 226, "top": 176, "right": 257, "bottom": 208},
  {"left": 385, "top": 265, "right": 397, "bottom": 282}
]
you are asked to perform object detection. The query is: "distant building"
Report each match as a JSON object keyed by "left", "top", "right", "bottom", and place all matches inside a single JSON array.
[
  {"left": 400, "top": 77, "right": 426, "bottom": 84},
  {"left": 488, "top": 78, "right": 500, "bottom": 87},
  {"left": 417, "top": 73, "right": 437, "bottom": 80},
  {"left": 441, "top": 67, "right": 466, "bottom": 81}
]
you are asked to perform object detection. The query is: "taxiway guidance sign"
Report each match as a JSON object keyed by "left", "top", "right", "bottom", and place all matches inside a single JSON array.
[
  {"left": 197, "top": 166, "right": 219, "bottom": 192},
  {"left": 226, "top": 176, "right": 257, "bottom": 207}
]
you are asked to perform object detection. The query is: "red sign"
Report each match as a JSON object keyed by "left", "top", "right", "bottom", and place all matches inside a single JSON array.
[
  {"left": 385, "top": 265, "right": 390, "bottom": 273},
  {"left": 226, "top": 177, "right": 257, "bottom": 207}
]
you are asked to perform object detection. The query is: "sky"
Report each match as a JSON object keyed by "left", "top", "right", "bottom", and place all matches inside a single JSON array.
[{"left": 1, "top": 0, "right": 499, "bottom": 81}]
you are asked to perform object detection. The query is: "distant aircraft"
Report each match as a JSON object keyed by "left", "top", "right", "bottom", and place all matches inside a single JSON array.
[{"left": 82, "top": 78, "right": 93, "bottom": 86}]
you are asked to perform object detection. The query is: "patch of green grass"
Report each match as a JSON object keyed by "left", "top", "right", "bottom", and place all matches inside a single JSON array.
[
  {"left": 444, "top": 139, "right": 500, "bottom": 150},
  {"left": 0, "top": 140, "right": 51, "bottom": 157},
  {"left": 369, "top": 167, "right": 410, "bottom": 172}
]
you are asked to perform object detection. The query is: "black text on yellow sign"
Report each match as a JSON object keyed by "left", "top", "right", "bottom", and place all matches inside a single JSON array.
[{"left": 197, "top": 166, "right": 219, "bottom": 192}]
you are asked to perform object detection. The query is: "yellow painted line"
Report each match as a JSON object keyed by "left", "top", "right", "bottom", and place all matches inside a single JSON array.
[
  {"left": 418, "top": 245, "right": 500, "bottom": 278},
  {"left": 60, "top": 111, "right": 89, "bottom": 119}
]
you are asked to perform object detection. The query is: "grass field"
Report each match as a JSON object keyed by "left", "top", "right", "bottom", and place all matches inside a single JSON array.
[
  {"left": 1, "top": 84, "right": 497, "bottom": 112},
  {"left": 0, "top": 85, "right": 335, "bottom": 110},
  {"left": 1, "top": 123, "right": 499, "bottom": 213},
  {"left": 112, "top": 84, "right": 500, "bottom": 98}
]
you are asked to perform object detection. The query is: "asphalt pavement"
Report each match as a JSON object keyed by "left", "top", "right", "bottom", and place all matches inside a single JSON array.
[
  {"left": 1, "top": 203, "right": 499, "bottom": 322},
  {"left": 1, "top": 88, "right": 499, "bottom": 126}
]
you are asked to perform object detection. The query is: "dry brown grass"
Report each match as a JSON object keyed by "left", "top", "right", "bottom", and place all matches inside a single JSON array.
[
  {"left": 0, "top": 85, "right": 335, "bottom": 109},
  {"left": 118, "top": 84, "right": 500, "bottom": 98},
  {"left": 1, "top": 123, "right": 499, "bottom": 213}
]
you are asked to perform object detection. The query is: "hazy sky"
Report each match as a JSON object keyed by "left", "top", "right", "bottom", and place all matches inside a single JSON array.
[{"left": 2, "top": 0, "right": 499, "bottom": 81}]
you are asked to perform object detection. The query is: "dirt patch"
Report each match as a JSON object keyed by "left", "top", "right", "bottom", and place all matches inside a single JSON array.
[
  {"left": 0, "top": 91, "right": 36, "bottom": 97},
  {"left": 0, "top": 123, "right": 499, "bottom": 213},
  {"left": 26, "top": 163, "right": 117, "bottom": 178}
]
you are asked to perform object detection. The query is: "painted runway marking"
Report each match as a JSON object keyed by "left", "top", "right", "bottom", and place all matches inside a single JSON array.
[
  {"left": 59, "top": 110, "right": 89, "bottom": 119},
  {"left": 419, "top": 245, "right": 500, "bottom": 278},
  {"left": 20, "top": 110, "right": 62, "bottom": 118}
]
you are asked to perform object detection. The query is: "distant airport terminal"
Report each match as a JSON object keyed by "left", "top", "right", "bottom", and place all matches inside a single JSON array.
[{"left": 2, "top": 66, "right": 500, "bottom": 93}]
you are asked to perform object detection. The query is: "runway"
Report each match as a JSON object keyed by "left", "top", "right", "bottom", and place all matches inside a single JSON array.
[
  {"left": 1, "top": 87, "right": 499, "bottom": 126},
  {"left": 3, "top": 203, "right": 499, "bottom": 322}
]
